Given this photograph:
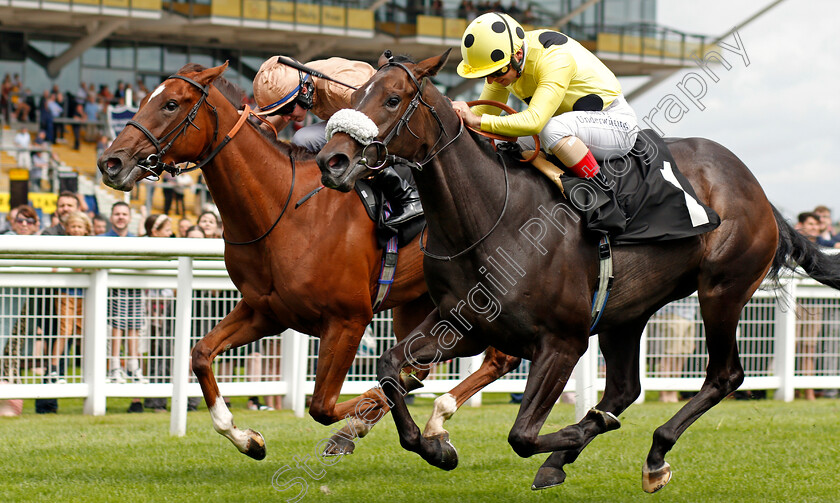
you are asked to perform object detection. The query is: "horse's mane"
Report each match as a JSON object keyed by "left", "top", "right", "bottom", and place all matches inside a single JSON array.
[
  {"left": 178, "top": 63, "right": 317, "bottom": 162},
  {"left": 180, "top": 63, "right": 247, "bottom": 109},
  {"left": 249, "top": 118, "right": 318, "bottom": 162}
]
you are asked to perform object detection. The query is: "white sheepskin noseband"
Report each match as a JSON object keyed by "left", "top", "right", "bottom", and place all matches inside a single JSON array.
[{"left": 325, "top": 109, "right": 380, "bottom": 146}]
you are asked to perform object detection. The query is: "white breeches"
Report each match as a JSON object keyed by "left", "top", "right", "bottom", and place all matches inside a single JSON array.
[{"left": 518, "top": 95, "right": 639, "bottom": 162}]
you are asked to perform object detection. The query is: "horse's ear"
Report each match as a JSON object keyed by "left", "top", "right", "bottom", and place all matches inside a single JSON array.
[
  {"left": 194, "top": 61, "right": 229, "bottom": 86},
  {"left": 415, "top": 49, "right": 451, "bottom": 80},
  {"left": 377, "top": 51, "right": 393, "bottom": 68}
]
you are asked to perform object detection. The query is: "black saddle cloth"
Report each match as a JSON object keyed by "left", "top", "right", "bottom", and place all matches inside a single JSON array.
[
  {"left": 354, "top": 178, "right": 424, "bottom": 249},
  {"left": 554, "top": 129, "right": 720, "bottom": 244}
]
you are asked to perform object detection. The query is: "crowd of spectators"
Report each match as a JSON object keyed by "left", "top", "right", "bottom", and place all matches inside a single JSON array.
[
  {"left": 453, "top": 1, "right": 536, "bottom": 24},
  {"left": 0, "top": 189, "right": 282, "bottom": 415}
]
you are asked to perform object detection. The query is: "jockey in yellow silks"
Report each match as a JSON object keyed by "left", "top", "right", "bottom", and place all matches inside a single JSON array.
[{"left": 451, "top": 13, "right": 638, "bottom": 179}]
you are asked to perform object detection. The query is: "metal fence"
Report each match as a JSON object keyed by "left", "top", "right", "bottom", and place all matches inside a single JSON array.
[{"left": 1, "top": 236, "right": 839, "bottom": 434}]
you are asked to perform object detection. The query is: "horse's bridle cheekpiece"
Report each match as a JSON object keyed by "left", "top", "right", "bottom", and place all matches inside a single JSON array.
[
  {"left": 125, "top": 74, "right": 220, "bottom": 179},
  {"left": 327, "top": 51, "right": 463, "bottom": 172}
]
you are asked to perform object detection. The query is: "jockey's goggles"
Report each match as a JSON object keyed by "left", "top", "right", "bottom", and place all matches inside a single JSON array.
[{"left": 488, "top": 64, "right": 511, "bottom": 78}]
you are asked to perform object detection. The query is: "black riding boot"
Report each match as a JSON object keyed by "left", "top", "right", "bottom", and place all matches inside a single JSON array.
[{"left": 376, "top": 165, "right": 423, "bottom": 227}]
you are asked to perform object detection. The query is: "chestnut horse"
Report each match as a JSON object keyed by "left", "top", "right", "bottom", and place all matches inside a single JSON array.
[
  {"left": 96, "top": 63, "right": 521, "bottom": 460},
  {"left": 315, "top": 51, "right": 840, "bottom": 491}
]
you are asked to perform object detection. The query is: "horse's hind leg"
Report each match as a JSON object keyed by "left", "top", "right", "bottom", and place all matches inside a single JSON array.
[
  {"left": 423, "top": 347, "right": 521, "bottom": 438},
  {"left": 191, "top": 301, "right": 283, "bottom": 460},
  {"left": 533, "top": 321, "right": 645, "bottom": 488},
  {"left": 644, "top": 278, "right": 768, "bottom": 493}
]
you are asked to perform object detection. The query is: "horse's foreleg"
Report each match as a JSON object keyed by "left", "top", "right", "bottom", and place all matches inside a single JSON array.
[
  {"left": 378, "top": 309, "right": 487, "bottom": 470},
  {"left": 535, "top": 323, "right": 645, "bottom": 488},
  {"left": 502, "top": 334, "right": 589, "bottom": 490},
  {"left": 191, "top": 301, "right": 282, "bottom": 460},
  {"left": 423, "top": 347, "right": 521, "bottom": 438}
]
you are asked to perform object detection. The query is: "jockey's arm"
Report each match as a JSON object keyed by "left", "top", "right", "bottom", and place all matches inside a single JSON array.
[{"left": 482, "top": 57, "right": 574, "bottom": 137}]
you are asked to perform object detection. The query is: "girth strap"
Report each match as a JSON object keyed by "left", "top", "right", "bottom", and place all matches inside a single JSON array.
[
  {"left": 372, "top": 232, "right": 399, "bottom": 312},
  {"left": 590, "top": 235, "right": 613, "bottom": 332}
]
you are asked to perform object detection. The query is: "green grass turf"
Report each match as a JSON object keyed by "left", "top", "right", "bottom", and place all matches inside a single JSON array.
[{"left": 1, "top": 394, "right": 838, "bottom": 502}]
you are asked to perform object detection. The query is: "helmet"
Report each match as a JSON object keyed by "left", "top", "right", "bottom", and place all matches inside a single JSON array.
[
  {"left": 253, "top": 56, "right": 314, "bottom": 116},
  {"left": 457, "top": 12, "right": 525, "bottom": 79}
]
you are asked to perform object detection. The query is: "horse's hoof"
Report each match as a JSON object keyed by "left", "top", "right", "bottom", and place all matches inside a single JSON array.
[
  {"left": 642, "top": 461, "right": 671, "bottom": 493},
  {"left": 243, "top": 429, "right": 266, "bottom": 460},
  {"left": 323, "top": 435, "right": 355, "bottom": 456},
  {"left": 531, "top": 465, "right": 567, "bottom": 490},
  {"left": 426, "top": 433, "right": 458, "bottom": 471}
]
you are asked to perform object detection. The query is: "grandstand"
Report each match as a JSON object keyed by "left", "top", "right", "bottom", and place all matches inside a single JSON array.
[{"left": 1, "top": 0, "right": 709, "bottom": 222}]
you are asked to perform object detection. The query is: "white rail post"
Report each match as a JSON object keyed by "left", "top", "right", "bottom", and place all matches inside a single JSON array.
[
  {"left": 774, "top": 279, "right": 796, "bottom": 402},
  {"left": 83, "top": 269, "right": 108, "bottom": 416},
  {"left": 171, "top": 257, "right": 194, "bottom": 436},
  {"left": 281, "top": 330, "right": 308, "bottom": 418},
  {"left": 574, "top": 334, "right": 599, "bottom": 422},
  {"left": 459, "top": 353, "right": 485, "bottom": 407}
]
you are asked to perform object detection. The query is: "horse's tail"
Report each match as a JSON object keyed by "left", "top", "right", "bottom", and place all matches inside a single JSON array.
[{"left": 768, "top": 204, "right": 840, "bottom": 290}]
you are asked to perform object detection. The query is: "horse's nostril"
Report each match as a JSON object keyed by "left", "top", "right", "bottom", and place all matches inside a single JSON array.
[
  {"left": 328, "top": 154, "right": 349, "bottom": 171},
  {"left": 104, "top": 158, "right": 122, "bottom": 175}
]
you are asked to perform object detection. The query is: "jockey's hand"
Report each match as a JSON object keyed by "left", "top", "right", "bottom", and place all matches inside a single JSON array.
[
  {"left": 451, "top": 101, "right": 482, "bottom": 129},
  {"left": 266, "top": 114, "right": 293, "bottom": 133}
]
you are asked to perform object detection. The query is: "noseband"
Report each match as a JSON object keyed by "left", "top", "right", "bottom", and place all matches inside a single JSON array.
[
  {"left": 359, "top": 60, "right": 462, "bottom": 171},
  {"left": 125, "top": 74, "right": 220, "bottom": 179}
]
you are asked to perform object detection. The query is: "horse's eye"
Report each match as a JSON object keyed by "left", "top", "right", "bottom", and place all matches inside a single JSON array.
[
  {"left": 165, "top": 100, "right": 178, "bottom": 112},
  {"left": 386, "top": 96, "right": 400, "bottom": 108}
]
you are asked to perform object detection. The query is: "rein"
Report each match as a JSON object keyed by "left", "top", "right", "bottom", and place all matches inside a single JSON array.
[{"left": 418, "top": 150, "right": 511, "bottom": 261}]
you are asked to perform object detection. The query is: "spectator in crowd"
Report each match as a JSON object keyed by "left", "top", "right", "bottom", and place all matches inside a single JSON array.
[
  {"left": 0, "top": 205, "right": 41, "bottom": 417},
  {"left": 197, "top": 211, "right": 222, "bottom": 239},
  {"left": 184, "top": 225, "right": 205, "bottom": 238},
  {"left": 92, "top": 214, "right": 108, "bottom": 235},
  {"left": 52, "top": 90, "right": 66, "bottom": 143},
  {"left": 796, "top": 211, "right": 823, "bottom": 400},
  {"left": 49, "top": 211, "right": 93, "bottom": 385},
  {"left": 68, "top": 94, "right": 86, "bottom": 150},
  {"left": 0, "top": 207, "right": 20, "bottom": 234},
  {"left": 142, "top": 214, "right": 174, "bottom": 412},
  {"left": 30, "top": 149, "right": 48, "bottom": 193},
  {"left": 98, "top": 84, "right": 113, "bottom": 104},
  {"left": 161, "top": 171, "right": 177, "bottom": 215},
  {"left": 178, "top": 217, "right": 194, "bottom": 238},
  {"left": 101, "top": 203, "right": 149, "bottom": 401},
  {"left": 651, "top": 303, "right": 697, "bottom": 402},
  {"left": 85, "top": 96, "right": 103, "bottom": 140},
  {"left": 1, "top": 74, "right": 12, "bottom": 124},
  {"left": 41, "top": 191, "right": 80, "bottom": 235},
  {"left": 13, "top": 127, "right": 31, "bottom": 169},
  {"left": 813, "top": 205, "right": 839, "bottom": 246}
]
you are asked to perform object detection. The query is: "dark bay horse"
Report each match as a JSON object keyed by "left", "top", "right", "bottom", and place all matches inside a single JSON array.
[
  {"left": 96, "top": 63, "right": 521, "bottom": 460},
  {"left": 315, "top": 51, "right": 840, "bottom": 491}
]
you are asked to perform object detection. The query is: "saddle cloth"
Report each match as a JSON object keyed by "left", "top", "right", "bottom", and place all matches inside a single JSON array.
[
  {"left": 550, "top": 129, "right": 720, "bottom": 244},
  {"left": 354, "top": 178, "right": 424, "bottom": 249}
]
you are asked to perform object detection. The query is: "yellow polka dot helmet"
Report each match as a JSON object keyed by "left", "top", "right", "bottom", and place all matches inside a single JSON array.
[{"left": 457, "top": 12, "right": 525, "bottom": 79}]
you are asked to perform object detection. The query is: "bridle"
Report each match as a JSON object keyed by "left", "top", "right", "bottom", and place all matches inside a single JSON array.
[
  {"left": 359, "top": 58, "right": 464, "bottom": 171},
  {"left": 125, "top": 72, "right": 292, "bottom": 246},
  {"left": 352, "top": 57, "right": 513, "bottom": 262}
]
